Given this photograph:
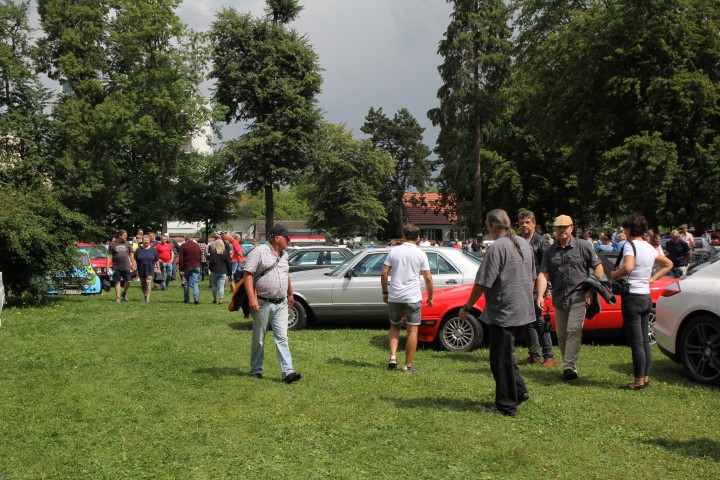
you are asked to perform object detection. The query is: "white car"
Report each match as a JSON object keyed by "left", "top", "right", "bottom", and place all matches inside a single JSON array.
[
  {"left": 288, "top": 247, "right": 482, "bottom": 330},
  {"left": 655, "top": 259, "right": 720, "bottom": 385}
]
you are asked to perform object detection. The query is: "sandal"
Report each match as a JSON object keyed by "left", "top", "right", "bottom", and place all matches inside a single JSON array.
[{"left": 387, "top": 358, "right": 398, "bottom": 370}]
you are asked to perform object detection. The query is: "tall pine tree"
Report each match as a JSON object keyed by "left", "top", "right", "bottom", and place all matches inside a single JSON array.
[{"left": 428, "top": 0, "right": 512, "bottom": 236}]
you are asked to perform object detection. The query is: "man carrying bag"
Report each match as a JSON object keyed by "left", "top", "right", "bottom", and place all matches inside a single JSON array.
[{"left": 242, "top": 225, "right": 301, "bottom": 384}]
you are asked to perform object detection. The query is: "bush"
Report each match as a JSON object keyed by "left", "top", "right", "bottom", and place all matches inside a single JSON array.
[{"left": 0, "top": 185, "right": 95, "bottom": 299}]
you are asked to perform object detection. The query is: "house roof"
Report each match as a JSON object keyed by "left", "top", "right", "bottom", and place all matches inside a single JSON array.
[{"left": 403, "top": 193, "right": 457, "bottom": 226}]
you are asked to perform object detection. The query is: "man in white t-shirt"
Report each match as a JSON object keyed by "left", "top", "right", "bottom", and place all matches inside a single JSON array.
[
  {"left": 679, "top": 224, "right": 695, "bottom": 249},
  {"left": 380, "top": 224, "right": 434, "bottom": 373}
]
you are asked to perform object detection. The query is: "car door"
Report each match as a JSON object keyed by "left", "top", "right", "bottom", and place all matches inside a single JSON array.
[
  {"left": 331, "top": 252, "right": 389, "bottom": 321},
  {"left": 427, "top": 252, "right": 465, "bottom": 288}
]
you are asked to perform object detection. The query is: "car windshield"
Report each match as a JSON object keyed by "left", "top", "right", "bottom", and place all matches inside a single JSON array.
[
  {"left": 76, "top": 254, "right": 90, "bottom": 266},
  {"left": 78, "top": 245, "right": 107, "bottom": 259},
  {"left": 326, "top": 255, "right": 358, "bottom": 276}
]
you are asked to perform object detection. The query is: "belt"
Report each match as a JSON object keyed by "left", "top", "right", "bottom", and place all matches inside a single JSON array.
[{"left": 257, "top": 296, "right": 286, "bottom": 304}]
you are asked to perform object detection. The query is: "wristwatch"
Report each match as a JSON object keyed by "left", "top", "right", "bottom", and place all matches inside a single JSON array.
[{"left": 462, "top": 304, "right": 471, "bottom": 312}]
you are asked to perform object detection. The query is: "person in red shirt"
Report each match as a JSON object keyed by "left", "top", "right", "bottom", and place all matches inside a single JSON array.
[
  {"left": 231, "top": 233, "right": 245, "bottom": 286},
  {"left": 155, "top": 234, "right": 175, "bottom": 291},
  {"left": 179, "top": 234, "right": 202, "bottom": 304}
]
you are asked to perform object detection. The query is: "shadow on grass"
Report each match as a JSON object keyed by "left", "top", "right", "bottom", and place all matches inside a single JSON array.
[
  {"left": 193, "top": 367, "right": 245, "bottom": 377},
  {"left": 327, "top": 357, "right": 377, "bottom": 368},
  {"left": 643, "top": 437, "right": 720, "bottom": 462},
  {"left": 228, "top": 321, "right": 253, "bottom": 331},
  {"left": 380, "top": 395, "right": 484, "bottom": 412}
]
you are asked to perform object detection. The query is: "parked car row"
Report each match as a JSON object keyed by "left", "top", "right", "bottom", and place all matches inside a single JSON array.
[{"left": 288, "top": 247, "right": 483, "bottom": 331}]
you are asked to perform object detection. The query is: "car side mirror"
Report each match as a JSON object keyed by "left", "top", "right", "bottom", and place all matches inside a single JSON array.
[{"left": 345, "top": 268, "right": 355, "bottom": 278}]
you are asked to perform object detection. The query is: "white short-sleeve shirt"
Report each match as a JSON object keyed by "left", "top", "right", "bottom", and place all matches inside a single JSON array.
[
  {"left": 619, "top": 240, "right": 658, "bottom": 295},
  {"left": 384, "top": 243, "right": 431, "bottom": 303}
]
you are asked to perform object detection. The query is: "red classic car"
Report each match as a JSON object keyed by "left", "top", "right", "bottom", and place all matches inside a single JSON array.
[
  {"left": 76, "top": 243, "right": 111, "bottom": 287},
  {"left": 418, "top": 276, "right": 676, "bottom": 352}
]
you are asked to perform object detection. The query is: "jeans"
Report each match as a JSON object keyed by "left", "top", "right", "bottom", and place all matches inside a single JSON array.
[
  {"left": 182, "top": 267, "right": 201, "bottom": 302},
  {"left": 210, "top": 272, "right": 227, "bottom": 300},
  {"left": 554, "top": 302, "right": 586, "bottom": 372},
  {"left": 489, "top": 324, "right": 528, "bottom": 416},
  {"left": 622, "top": 293, "right": 653, "bottom": 378},
  {"left": 250, "top": 299, "right": 295, "bottom": 377},
  {"left": 525, "top": 302, "right": 555, "bottom": 360},
  {"left": 161, "top": 262, "right": 173, "bottom": 289}
]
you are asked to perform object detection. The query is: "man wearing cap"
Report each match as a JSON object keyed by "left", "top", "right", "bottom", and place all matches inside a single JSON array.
[
  {"left": 244, "top": 224, "right": 301, "bottom": 384},
  {"left": 537, "top": 215, "right": 603, "bottom": 381}
]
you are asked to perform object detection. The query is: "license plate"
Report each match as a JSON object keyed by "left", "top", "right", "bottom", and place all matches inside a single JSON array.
[{"left": 63, "top": 289, "right": 82, "bottom": 295}]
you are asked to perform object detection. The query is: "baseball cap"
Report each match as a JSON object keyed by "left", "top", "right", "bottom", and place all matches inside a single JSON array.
[
  {"left": 268, "top": 224, "right": 290, "bottom": 239},
  {"left": 553, "top": 215, "right": 573, "bottom": 227}
]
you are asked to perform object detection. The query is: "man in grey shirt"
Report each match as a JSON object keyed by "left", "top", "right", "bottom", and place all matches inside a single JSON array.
[
  {"left": 244, "top": 224, "right": 300, "bottom": 384},
  {"left": 537, "top": 215, "right": 603, "bottom": 381},
  {"left": 459, "top": 209, "right": 535, "bottom": 417}
]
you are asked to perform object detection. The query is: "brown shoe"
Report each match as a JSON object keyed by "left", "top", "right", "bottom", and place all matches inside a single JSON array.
[
  {"left": 518, "top": 357, "right": 542, "bottom": 366},
  {"left": 542, "top": 358, "right": 558, "bottom": 367}
]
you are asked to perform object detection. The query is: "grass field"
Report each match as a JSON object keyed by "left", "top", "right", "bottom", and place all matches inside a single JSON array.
[{"left": 0, "top": 283, "right": 719, "bottom": 479}]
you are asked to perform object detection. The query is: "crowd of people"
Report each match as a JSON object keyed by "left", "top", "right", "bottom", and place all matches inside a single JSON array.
[
  {"left": 100, "top": 216, "right": 717, "bottom": 408},
  {"left": 105, "top": 228, "right": 251, "bottom": 304},
  {"left": 385, "top": 212, "right": 702, "bottom": 417}
]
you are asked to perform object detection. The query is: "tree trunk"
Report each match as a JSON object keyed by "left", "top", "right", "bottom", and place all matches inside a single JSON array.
[
  {"left": 265, "top": 184, "right": 275, "bottom": 240},
  {"left": 473, "top": 109, "right": 483, "bottom": 240},
  {"left": 396, "top": 195, "right": 404, "bottom": 238}
]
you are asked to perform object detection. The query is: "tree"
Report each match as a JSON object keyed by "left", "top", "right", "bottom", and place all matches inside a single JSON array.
[
  {"left": 0, "top": 0, "right": 51, "bottom": 187},
  {"left": 360, "top": 107, "right": 431, "bottom": 238},
  {"left": 300, "top": 123, "right": 394, "bottom": 239},
  {"left": 428, "top": 0, "right": 512, "bottom": 236},
  {"left": 38, "top": 0, "right": 212, "bottom": 233},
  {"left": 242, "top": 185, "right": 310, "bottom": 221},
  {"left": 209, "top": 0, "right": 322, "bottom": 238},
  {"left": 512, "top": 0, "right": 720, "bottom": 229},
  {"left": 175, "top": 152, "right": 240, "bottom": 239}
]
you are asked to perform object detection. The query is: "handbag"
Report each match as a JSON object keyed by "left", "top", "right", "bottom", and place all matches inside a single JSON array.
[
  {"left": 611, "top": 241, "right": 636, "bottom": 296},
  {"left": 153, "top": 267, "right": 166, "bottom": 284},
  {"left": 228, "top": 254, "right": 281, "bottom": 316}
]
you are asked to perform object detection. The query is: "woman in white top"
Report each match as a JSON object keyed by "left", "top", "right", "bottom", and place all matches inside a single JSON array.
[{"left": 611, "top": 214, "right": 673, "bottom": 390}]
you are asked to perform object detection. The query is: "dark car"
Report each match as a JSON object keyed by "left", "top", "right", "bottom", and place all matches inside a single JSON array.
[{"left": 287, "top": 246, "right": 355, "bottom": 273}]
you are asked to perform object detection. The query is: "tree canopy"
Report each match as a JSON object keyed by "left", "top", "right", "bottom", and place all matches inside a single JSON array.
[
  {"left": 210, "top": 0, "right": 322, "bottom": 237},
  {"left": 361, "top": 107, "right": 432, "bottom": 238}
]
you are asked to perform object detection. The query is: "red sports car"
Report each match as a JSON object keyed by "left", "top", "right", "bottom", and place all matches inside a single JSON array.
[
  {"left": 76, "top": 243, "right": 111, "bottom": 285},
  {"left": 418, "top": 277, "right": 676, "bottom": 352}
]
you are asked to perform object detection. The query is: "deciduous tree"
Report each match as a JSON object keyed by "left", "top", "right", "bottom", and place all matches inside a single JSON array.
[
  {"left": 361, "top": 107, "right": 431, "bottom": 238},
  {"left": 300, "top": 123, "right": 394, "bottom": 239},
  {"left": 210, "top": 0, "right": 322, "bottom": 237}
]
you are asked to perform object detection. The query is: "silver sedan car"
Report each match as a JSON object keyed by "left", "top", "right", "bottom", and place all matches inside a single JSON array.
[{"left": 288, "top": 247, "right": 482, "bottom": 330}]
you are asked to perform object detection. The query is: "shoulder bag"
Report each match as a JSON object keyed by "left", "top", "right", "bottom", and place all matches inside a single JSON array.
[
  {"left": 228, "top": 254, "right": 282, "bottom": 317},
  {"left": 611, "top": 241, "right": 637, "bottom": 296}
]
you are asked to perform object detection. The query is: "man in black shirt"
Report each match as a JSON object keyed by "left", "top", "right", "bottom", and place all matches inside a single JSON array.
[
  {"left": 517, "top": 211, "right": 557, "bottom": 368},
  {"left": 666, "top": 229, "right": 691, "bottom": 276}
]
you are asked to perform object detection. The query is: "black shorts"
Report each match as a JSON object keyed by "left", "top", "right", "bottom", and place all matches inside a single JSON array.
[{"left": 112, "top": 269, "right": 133, "bottom": 283}]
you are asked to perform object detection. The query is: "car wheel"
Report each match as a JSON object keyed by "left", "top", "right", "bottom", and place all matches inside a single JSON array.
[
  {"left": 288, "top": 300, "right": 308, "bottom": 331},
  {"left": 679, "top": 314, "right": 720, "bottom": 385},
  {"left": 648, "top": 306, "right": 657, "bottom": 346},
  {"left": 438, "top": 311, "right": 483, "bottom": 352}
]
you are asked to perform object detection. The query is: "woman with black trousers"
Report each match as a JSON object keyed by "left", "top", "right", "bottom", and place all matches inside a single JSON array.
[{"left": 610, "top": 214, "right": 673, "bottom": 390}]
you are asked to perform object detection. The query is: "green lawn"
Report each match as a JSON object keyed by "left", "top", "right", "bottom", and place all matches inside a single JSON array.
[{"left": 1, "top": 284, "right": 718, "bottom": 479}]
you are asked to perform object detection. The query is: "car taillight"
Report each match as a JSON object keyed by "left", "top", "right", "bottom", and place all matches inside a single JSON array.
[{"left": 661, "top": 282, "right": 681, "bottom": 297}]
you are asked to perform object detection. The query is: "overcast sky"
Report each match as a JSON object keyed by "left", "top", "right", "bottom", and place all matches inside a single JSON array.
[{"left": 176, "top": 0, "right": 453, "bottom": 149}]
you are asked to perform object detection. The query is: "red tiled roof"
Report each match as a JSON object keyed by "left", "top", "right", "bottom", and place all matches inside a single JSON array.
[{"left": 403, "top": 193, "right": 457, "bottom": 226}]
